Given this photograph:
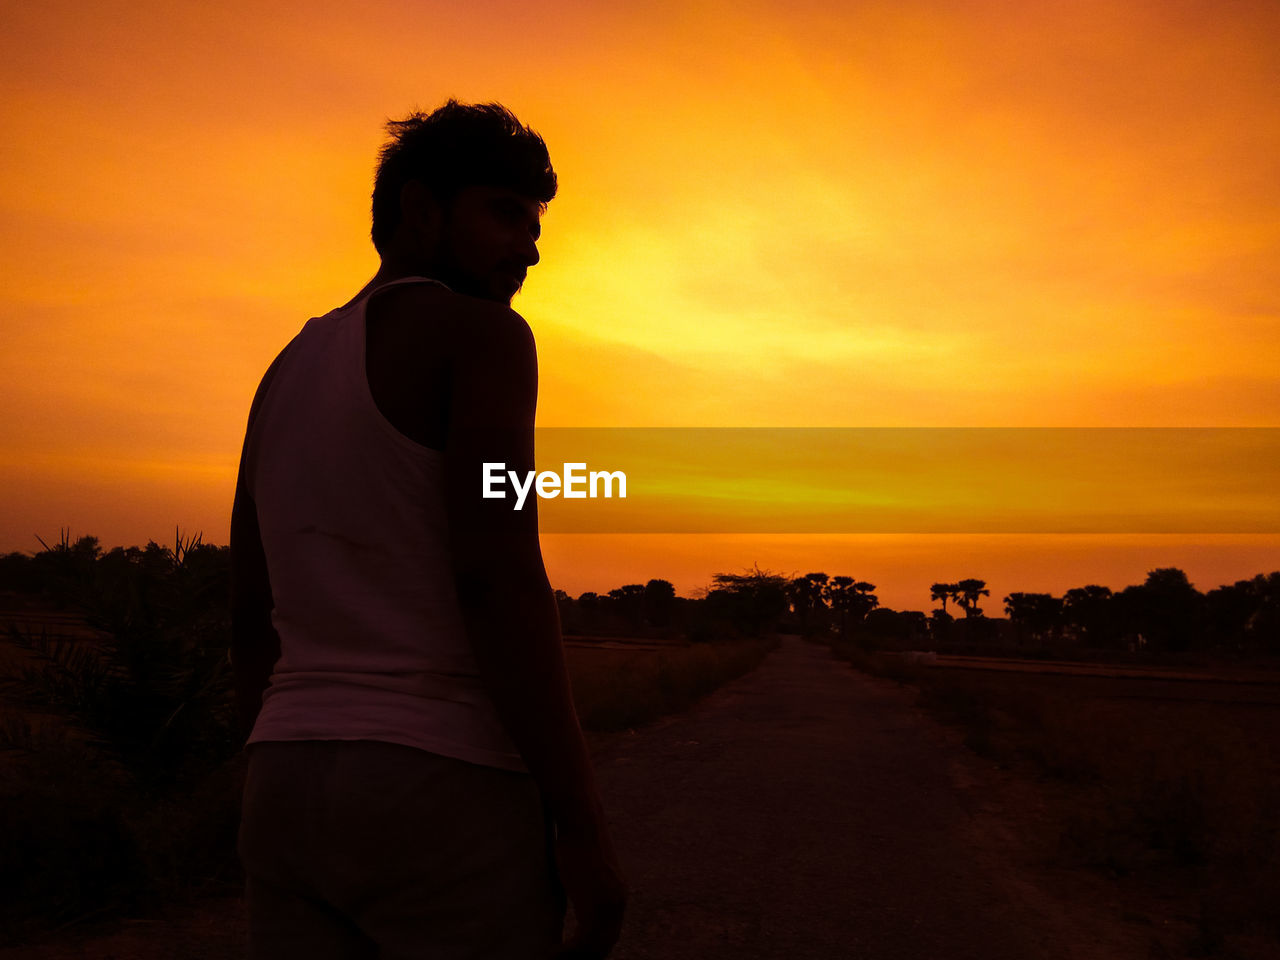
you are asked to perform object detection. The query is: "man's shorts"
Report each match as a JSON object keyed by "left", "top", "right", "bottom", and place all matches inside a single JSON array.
[{"left": 237, "top": 739, "right": 567, "bottom": 960}]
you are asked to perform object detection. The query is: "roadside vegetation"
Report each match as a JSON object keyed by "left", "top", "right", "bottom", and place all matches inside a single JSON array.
[
  {"left": 0, "top": 533, "right": 783, "bottom": 946},
  {"left": 827, "top": 641, "right": 1280, "bottom": 955},
  {"left": 566, "top": 636, "right": 777, "bottom": 733}
]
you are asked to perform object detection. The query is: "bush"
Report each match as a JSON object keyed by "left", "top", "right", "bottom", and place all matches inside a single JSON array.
[
  {"left": 0, "top": 737, "right": 143, "bottom": 941},
  {"left": 0, "top": 532, "right": 241, "bottom": 942}
]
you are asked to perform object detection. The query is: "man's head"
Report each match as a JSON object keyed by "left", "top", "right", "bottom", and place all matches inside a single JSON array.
[{"left": 371, "top": 100, "right": 556, "bottom": 304}]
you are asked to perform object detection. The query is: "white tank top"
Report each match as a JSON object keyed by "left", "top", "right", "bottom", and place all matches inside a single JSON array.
[{"left": 242, "top": 276, "right": 527, "bottom": 772}]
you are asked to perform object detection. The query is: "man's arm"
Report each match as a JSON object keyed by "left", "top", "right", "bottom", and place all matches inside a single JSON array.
[
  {"left": 442, "top": 298, "right": 602, "bottom": 832},
  {"left": 440, "top": 294, "right": 625, "bottom": 955},
  {"left": 230, "top": 479, "right": 277, "bottom": 738},
  {"left": 228, "top": 348, "right": 288, "bottom": 740}
]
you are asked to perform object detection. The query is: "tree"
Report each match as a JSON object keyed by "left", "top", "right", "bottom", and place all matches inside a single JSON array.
[
  {"left": 642, "top": 578, "right": 677, "bottom": 627},
  {"left": 606, "top": 584, "right": 647, "bottom": 626},
  {"left": 851, "top": 582, "right": 878, "bottom": 617},
  {"left": 707, "top": 565, "right": 789, "bottom": 637},
  {"left": 785, "top": 572, "right": 828, "bottom": 633},
  {"left": 955, "top": 579, "right": 990, "bottom": 618},
  {"left": 823, "top": 577, "right": 878, "bottom": 638},
  {"left": 553, "top": 589, "right": 575, "bottom": 630},
  {"left": 928, "top": 607, "right": 954, "bottom": 643},
  {"left": 1062, "top": 585, "right": 1116, "bottom": 648},
  {"left": 1003, "top": 592, "right": 1063, "bottom": 645},
  {"left": 1242, "top": 572, "right": 1280, "bottom": 654},
  {"left": 864, "top": 609, "right": 928, "bottom": 647},
  {"left": 825, "top": 576, "right": 854, "bottom": 638},
  {"left": 1114, "top": 568, "right": 1204, "bottom": 653},
  {"left": 29, "top": 530, "right": 103, "bottom": 608},
  {"left": 929, "top": 582, "right": 957, "bottom": 615}
]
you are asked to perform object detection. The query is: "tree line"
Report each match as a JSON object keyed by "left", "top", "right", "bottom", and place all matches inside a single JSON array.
[
  {"left": 786, "top": 568, "right": 1280, "bottom": 657},
  {"left": 1000, "top": 567, "right": 1280, "bottom": 654},
  {"left": 4, "top": 536, "right": 1279, "bottom": 658}
]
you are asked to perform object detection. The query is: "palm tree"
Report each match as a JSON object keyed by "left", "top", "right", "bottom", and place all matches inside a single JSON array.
[
  {"left": 785, "top": 572, "right": 828, "bottom": 633},
  {"left": 850, "top": 581, "right": 879, "bottom": 620},
  {"left": 826, "top": 576, "right": 854, "bottom": 638},
  {"left": 955, "top": 578, "right": 990, "bottom": 618},
  {"left": 930, "top": 582, "right": 957, "bottom": 615}
]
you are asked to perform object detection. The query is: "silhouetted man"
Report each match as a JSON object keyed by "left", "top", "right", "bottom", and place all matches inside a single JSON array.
[{"left": 231, "top": 100, "right": 626, "bottom": 960}]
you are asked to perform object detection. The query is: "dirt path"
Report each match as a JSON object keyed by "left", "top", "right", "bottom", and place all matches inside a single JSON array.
[
  {"left": 6, "top": 635, "right": 1163, "bottom": 959},
  {"left": 586, "top": 634, "right": 1150, "bottom": 960}
]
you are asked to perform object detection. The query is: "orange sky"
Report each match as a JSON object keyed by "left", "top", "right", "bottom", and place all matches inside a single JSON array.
[{"left": 2, "top": 0, "right": 1278, "bottom": 610}]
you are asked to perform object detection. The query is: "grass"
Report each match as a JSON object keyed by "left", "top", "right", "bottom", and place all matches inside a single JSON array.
[
  {"left": 566, "top": 636, "right": 779, "bottom": 732},
  {"left": 830, "top": 638, "right": 1280, "bottom": 954}
]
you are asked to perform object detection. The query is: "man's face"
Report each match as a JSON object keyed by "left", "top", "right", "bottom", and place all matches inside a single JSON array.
[{"left": 433, "top": 185, "right": 543, "bottom": 305}]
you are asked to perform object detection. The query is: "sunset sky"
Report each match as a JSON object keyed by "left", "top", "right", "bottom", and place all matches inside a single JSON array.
[{"left": 2, "top": 0, "right": 1277, "bottom": 610}]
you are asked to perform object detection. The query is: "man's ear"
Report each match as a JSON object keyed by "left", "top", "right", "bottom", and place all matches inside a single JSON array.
[{"left": 399, "top": 179, "right": 443, "bottom": 244}]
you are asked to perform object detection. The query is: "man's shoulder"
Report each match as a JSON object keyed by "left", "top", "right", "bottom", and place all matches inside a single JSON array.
[{"left": 377, "top": 284, "right": 534, "bottom": 353}]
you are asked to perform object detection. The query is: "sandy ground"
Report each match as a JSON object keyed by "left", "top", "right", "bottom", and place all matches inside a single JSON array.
[
  {"left": 4, "top": 635, "right": 1261, "bottom": 959},
  {"left": 582, "top": 635, "right": 1152, "bottom": 960}
]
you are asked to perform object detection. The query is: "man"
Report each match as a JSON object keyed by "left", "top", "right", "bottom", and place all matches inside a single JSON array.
[{"left": 231, "top": 100, "right": 626, "bottom": 960}]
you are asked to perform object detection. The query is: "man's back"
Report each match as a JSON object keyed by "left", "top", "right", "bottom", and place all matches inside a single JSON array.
[
  {"left": 363, "top": 281, "right": 453, "bottom": 450},
  {"left": 243, "top": 276, "right": 527, "bottom": 772}
]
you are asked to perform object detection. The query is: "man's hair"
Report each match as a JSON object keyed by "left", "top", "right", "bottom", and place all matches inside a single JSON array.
[{"left": 370, "top": 100, "right": 557, "bottom": 255}]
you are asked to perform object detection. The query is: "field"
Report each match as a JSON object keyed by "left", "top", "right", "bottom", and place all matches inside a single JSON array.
[
  {"left": 835, "top": 641, "right": 1280, "bottom": 953},
  {"left": 0, "top": 595, "right": 778, "bottom": 944},
  {"left": 564, "top": 634, "right": 778, "bottom": 732}
]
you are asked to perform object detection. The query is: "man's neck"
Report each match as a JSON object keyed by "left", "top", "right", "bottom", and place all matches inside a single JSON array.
[{"left": 346, "top": 256, "right": 444, "bottom": 309}]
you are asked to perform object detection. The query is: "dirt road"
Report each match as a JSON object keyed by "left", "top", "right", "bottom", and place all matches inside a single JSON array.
[{"left": 587, "top": 634, "right": 1148, "bottom": 960}]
